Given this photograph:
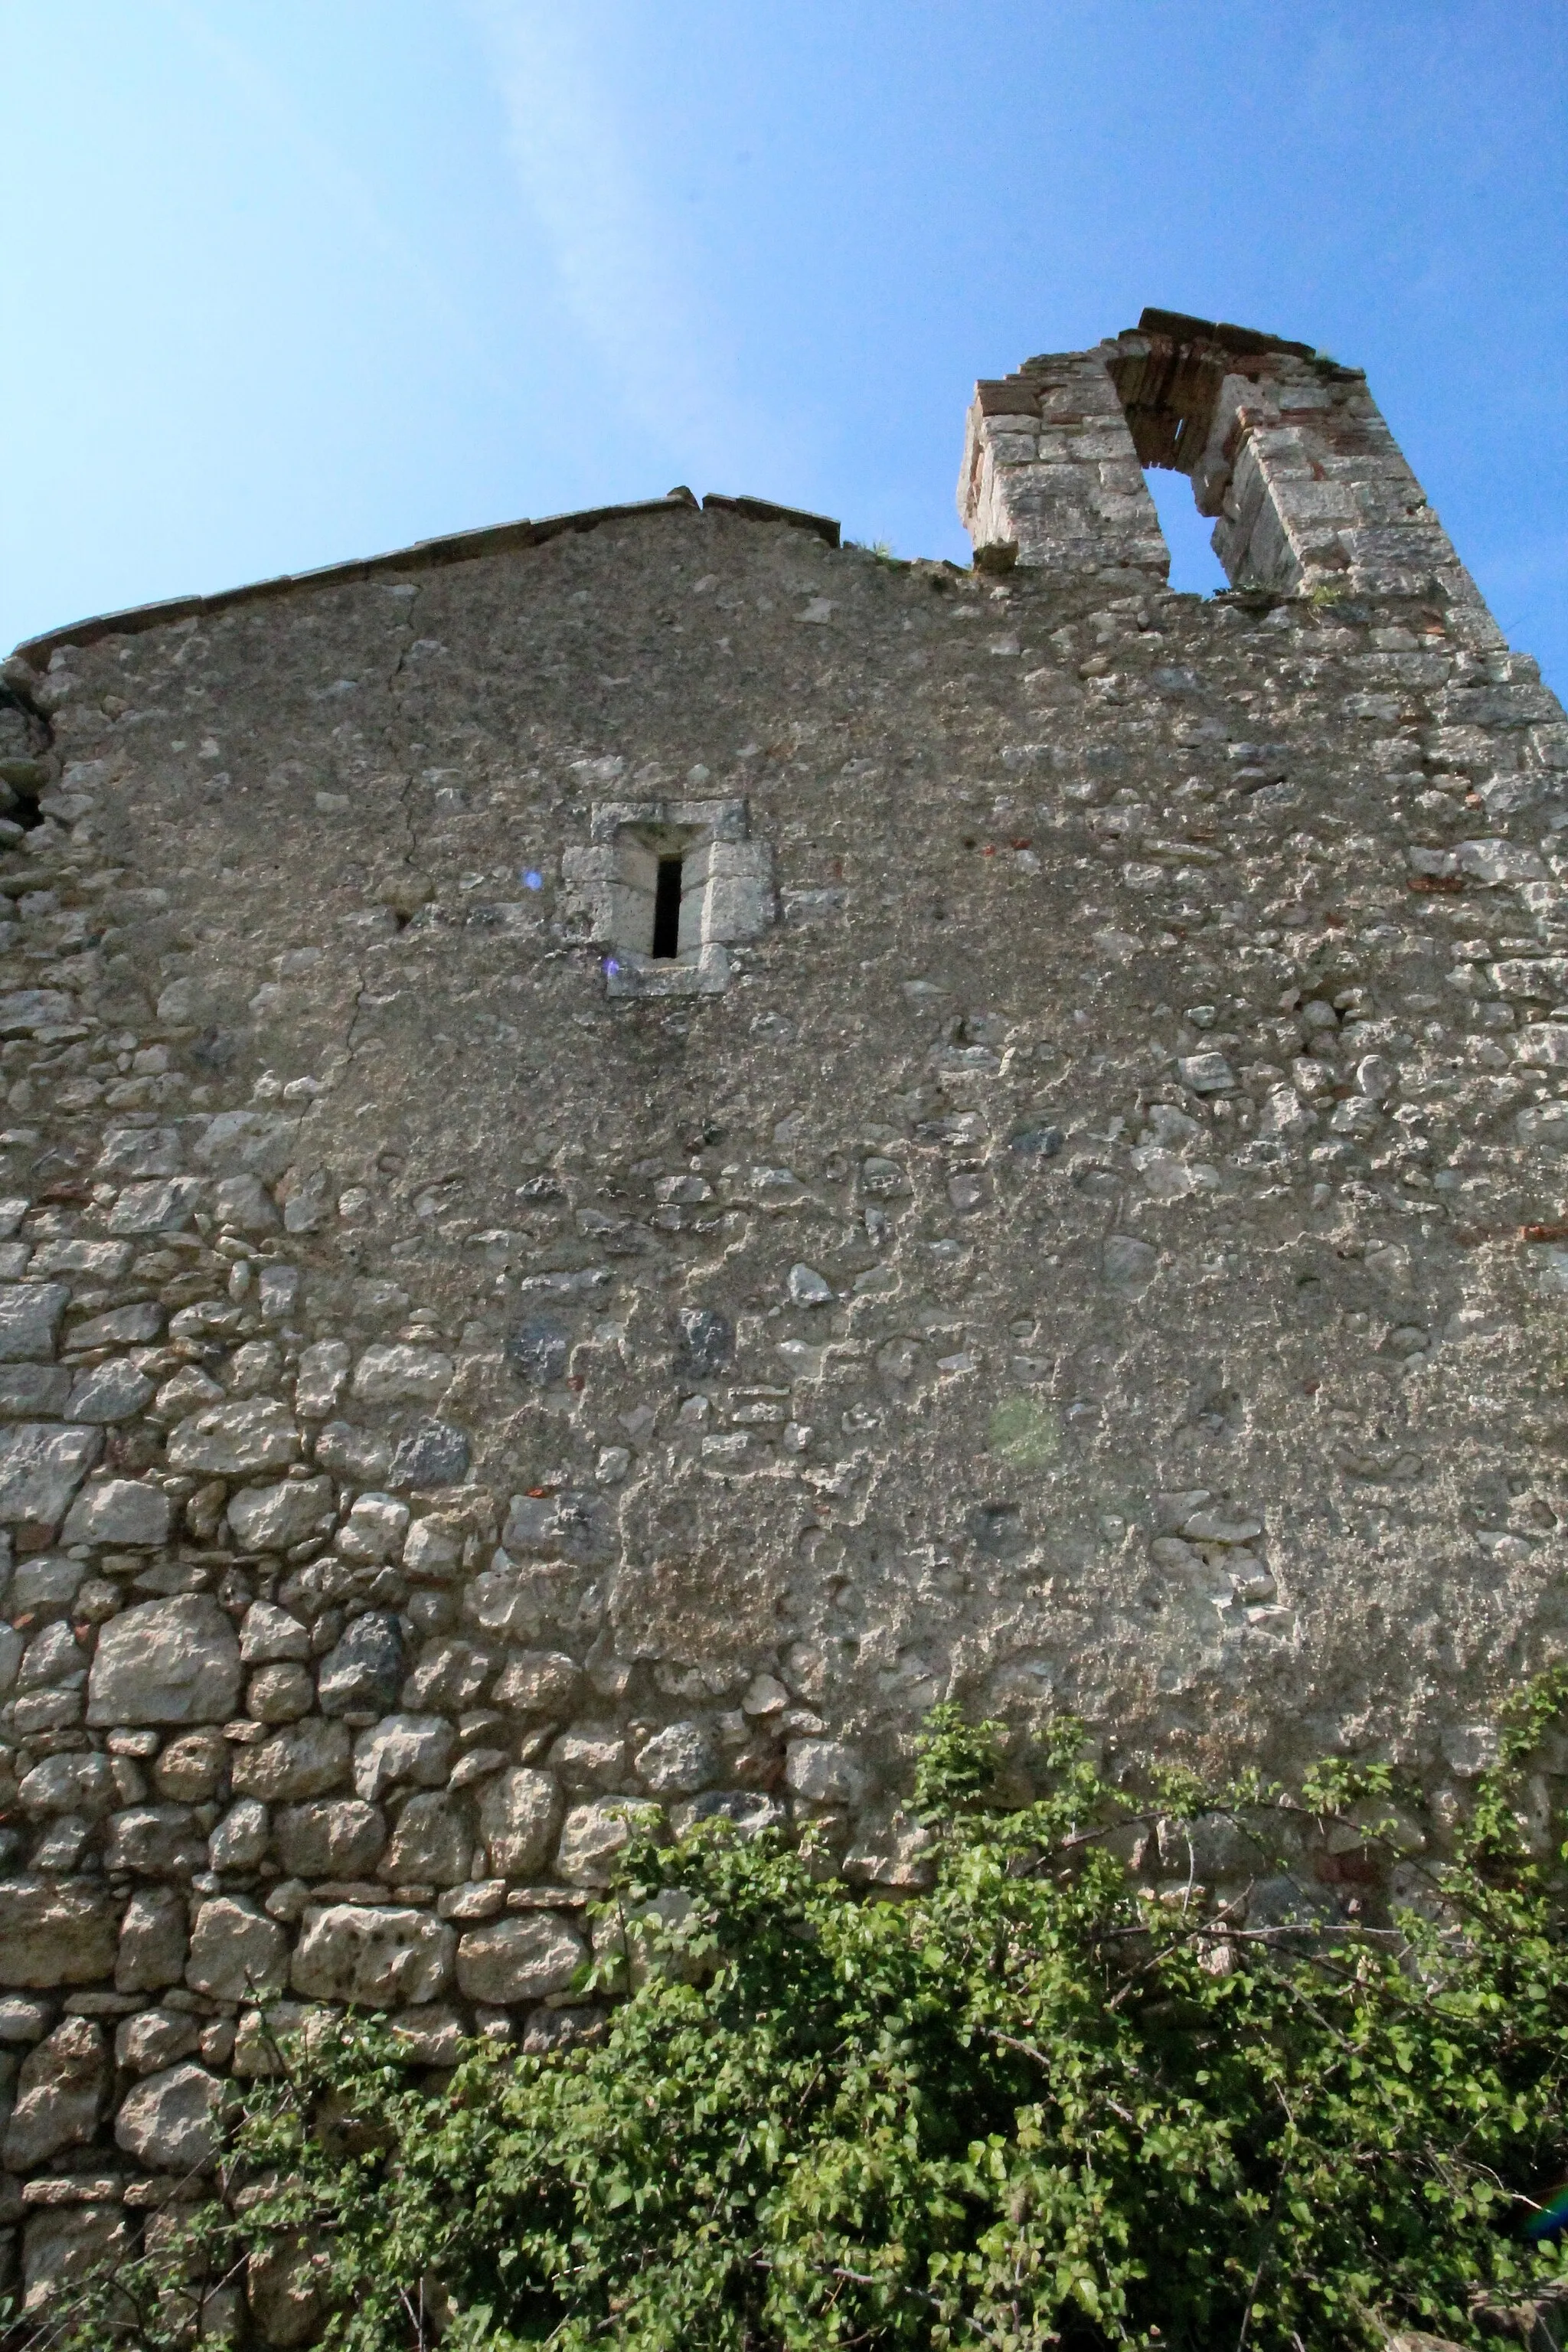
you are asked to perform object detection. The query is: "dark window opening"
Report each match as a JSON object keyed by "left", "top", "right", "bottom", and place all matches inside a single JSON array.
[{"left": 652, "top": 857, "right": 684, "bottom": 958}]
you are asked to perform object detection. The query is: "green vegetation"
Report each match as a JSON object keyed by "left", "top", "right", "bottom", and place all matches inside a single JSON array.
[{"left": 35, "top": 1684, "right": 1568, "bottom": 2352}]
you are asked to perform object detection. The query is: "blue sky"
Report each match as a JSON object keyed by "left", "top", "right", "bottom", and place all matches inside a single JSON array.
[{"left": 4, "top": 3, "right": 1566, "bottom": 688}]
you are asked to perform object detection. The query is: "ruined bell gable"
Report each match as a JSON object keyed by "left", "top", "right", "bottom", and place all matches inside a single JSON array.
[{"left": 1, "top": 311, "right": 1566, "bottom": 2317}]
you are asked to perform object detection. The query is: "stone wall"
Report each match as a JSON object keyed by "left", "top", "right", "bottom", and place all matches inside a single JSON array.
[{"left": 2, "top": 330, "right": 1568, "bottom": 2323}]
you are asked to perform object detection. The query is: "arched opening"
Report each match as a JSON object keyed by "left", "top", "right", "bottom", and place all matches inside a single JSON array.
[
  {"left": 1108, "top": 307, "right": 1317, "bottom": 598},
  {"left": 1142, "top": 469, "right": 1228, "bottom": 596}
]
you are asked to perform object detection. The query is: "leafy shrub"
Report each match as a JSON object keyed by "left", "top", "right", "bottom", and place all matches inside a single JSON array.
[{"left": 32, "top": 1684, "right": 1568, "bottom": 2352}]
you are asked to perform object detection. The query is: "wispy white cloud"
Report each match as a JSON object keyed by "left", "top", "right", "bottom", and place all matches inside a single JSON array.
[
  {"left": 466, "top": 0, "right": 785, "bottom": 485},
  {"left": 155, "top": 0, "right": 498, "bottom": 381}
]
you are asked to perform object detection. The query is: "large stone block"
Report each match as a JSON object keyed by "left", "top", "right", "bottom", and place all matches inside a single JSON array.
[
  {"left": 351, "top": 1713, "right": 456, "bottom": 1802},
  {"left": 166, "top": 1396, "right": 299, "bottom": 1476},
  {"left": 227, "top": 1475, "right": 333, "bottom": 1552},
  {"left": 378, "top": 1791, "right": 471, "bottom": 1886},
  {"left": 230, "top": 1720, "right": 352, "bottom": 1802},
  {"left": 104, "top": 1803, "right": 207, "bottom": 1877},
  {"left": 191, "top": 1108, "right": 298, "bottom": 1180},
  {"left": 317, "top": 1611, "right": 403, "bottom": 1715},
  {"left": 0, "top": 1282, "right": 69, "bottom": 1362},
  {"left": 60, "top": 1474, "right": 172, "bottom": 1546},
  {"left": 3, "top": 2016, "right": 109, "bottom": 2167},
  {"left": 185, "top": 1896, "right": 289, "bottom": 2000},
  {"left": 273, "top": 1798, "right": 387, "bottom": 1879},
  {"left": 351, "top": 1344, "right": 454, "bottom": 1404},
  {"left": 477, "top": 1766, "right": 563, "bottom": 1877},
  {"left": 64, "top": 1357, "right": 158, "bottom": 1423},
  {"left": 116, "top": 1886, "right": 188, "bottom": 1991},
  {"left": 87, "top": 1594, "right": 241, "bottom": 1726},
  {"left": 555, "top": 1798, "right": 662, "bottom": 1888},
  {"left": 238, "top": 1599, "right": 312, "bottom": 1664},
  {"left": 0, "top": 1421, "right": 101, "bottom": 1530},
  {"left": 455, "top": 1913, "right": 587, "bottom": 2005},
  {"left": 0, "top": 1877, "right": 119, "bottom": 1986},
  {"left": 115, "top": 2060, "right": 228, "bottom": 2170},
  {"left": 22, "top": 2204, "right": 133, "bottom": 2315},
  {"left": 291, "top": 1905, "right": 454, "bottom": 2005},
  {"left": 107, "top": 1175, "right": 205, "bottom": 1233}
]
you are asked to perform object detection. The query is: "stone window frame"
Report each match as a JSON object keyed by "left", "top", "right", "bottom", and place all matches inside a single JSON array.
[{"left": 561, "top": 799, "right": 774, "bottom": 998}]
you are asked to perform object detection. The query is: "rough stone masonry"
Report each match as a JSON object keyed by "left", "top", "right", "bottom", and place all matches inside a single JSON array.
[{"left": 0, "top": 305, "right": 1566, "bottom": 2322}]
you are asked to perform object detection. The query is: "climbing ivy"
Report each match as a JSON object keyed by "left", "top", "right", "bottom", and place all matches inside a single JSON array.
[{"left": 34, "top": 1681, "right": 1568, "bottom": 2351}]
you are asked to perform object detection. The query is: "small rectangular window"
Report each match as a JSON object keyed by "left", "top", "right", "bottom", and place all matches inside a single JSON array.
[{"left": 652, "top": 857, "right": 684, "bottom": 958}]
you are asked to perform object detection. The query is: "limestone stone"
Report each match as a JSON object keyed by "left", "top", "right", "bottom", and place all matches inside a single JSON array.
[
  {"left": 492, "top": 1648, "right": 581, "bottom": 1717},
  {"left": 671, "top": 1789, "right": 785, "bottom": 1838},
  {"left": 314, "top": 1419, "right": 392, "bottom": 1482},
  {"left": 227, "top": 1475, "right": 333, "bottom": 1553},
  {"left": 230, "top": 1720, "right": 351, "bottom": 1802},
  {"left": 402, "top": 1515, "right": 463, "bottom": 1579},
  {"left": 87, "top": 1595, "right": 241, "bottom": 1725},
  {"left": 116, "top": 1886, "right": 188, "bottom": 1991},
  {"left": 64, "top": 1358, "right": 157, "bottom": 1422},
  {"left": 784, "top": 1739, "right": 869, "bottom": 1807},
  {"left": 246, "top": 2232, "right": 328, "bottom": 2347},
  {"left": 0, "top": 1877, "right": 119, "bottom": 1986},
  {"left": 635, "top": 1720, "right": 717, "bottom": 1796},
  {"left": 239, "top": 1599, "right": 312, "bottom": 1664},
  {"left": 388, "top": 1419, "right": 471, "bottom": 1488},
  {"left": 455, "top": 1913, "right": 587, "bottom": 2006},
  {"left": 230, "top": 2001, "right": 319, "bottom": 2076},
  {"left": 213, "top": 1171, "right": 279, "bottom": 1231},
  {"left": 116, "top": 2005, "right": 201, "bottom": 2074},
  {"left": 403, "top": 1638, "right": 496, "bottom": 1712},
  {"left": 2, "top": 2017, "right": 109, "bottom": 2167},
  {"left": 60, "top": 1475, "right": 172, "bottom": 1547},
  {"left": 378, "top": 1791, "right": 471, "bottom": 1886},
  {"left": 335, "top": 1493, "right": 410, "bottom": 1562},
  {"left": 68, "top": 1301, "right": 164, "bottom": 1351},
  {"left": 18, "top": 1616, "right": 87, "bottom": 1689},
  {"left": 186, "top": 1896, "right": 289, "bottom": 1999},
  {"left": 352, "top": 1713, "right": 456, "bottom": 1802},
  {"left": 0, "top": 1423, "right": 101, "bottom": 1530},
  {"left": 207, "top": 1787, "right": 270, "bottom": 1863},
  {"left": 99, "top": 1125, "right": 184, "bottom": 1178},
  {"left": 247, "top": 1662, "right": 315, "bottom": 1723},
  {"left": 317, "top": 1610, "right": 403, "bottom": 1714},
  {"left": 115, "top": 2060, "right": 227, "bottom": 2170},
  {"left": 293, "top": 1339, "right": 350, "bottom": 1419},
  {"left": 290, "top": 1904, "right": 454, "bottom": 2005},
  {"left": 273, "top": 1798, "right": 387, "bottom": 1879},
  {"left": 22, "top": 2204, "right": 133, "bottom": 2314},
  {"left": 152, "top": 1726, "right": 228, "bottom": 1801},
  {"left": 191, "top": 1108, "right": 297, "bottom": 1180},
  {"left": 108, "top": 1175, "right": 205, "bottom": 1233},
  {"left": 17, "top": 1751, "right": 116, "bottom": 1818},
  {"left": 553, "top": 1728, "right": 626, "bottom": 1789},
  {"left": 0, "top": 1282, "right": 68, "bottom": 1361},
  {"left": 166, "top": 1396, "right": 299, "bottom": 1477},
  {"left": 104, "top": 1803, "right": 206, "bottom": 1877},
  {"left": 154, "top": 1364, "right": 224, "bottom": 1419},
  {"left": 387, "top": 2004, "right": 466, "bottom": 2063},
  {"left": 555, "top": 1797, "right": 661, "bottom": 1888},
  {"left": 477, "top": 1766, "right": 563, "bottom": 1877},
  {"left": 0, "top": 1364, "right": 71, "bottom": 1418},
  {"left": 351, "top": 1344, "right": 454, "bottom": 1404}
]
